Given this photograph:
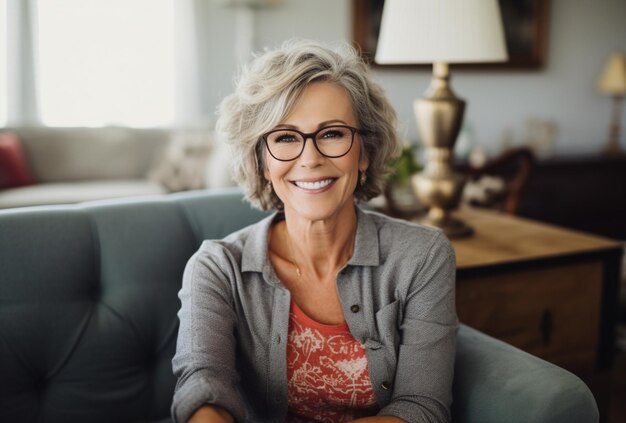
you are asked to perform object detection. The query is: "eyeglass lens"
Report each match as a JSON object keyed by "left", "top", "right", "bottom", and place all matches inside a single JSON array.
[{"left": 265, "top": 126, "right": 355, "bottom": 161}]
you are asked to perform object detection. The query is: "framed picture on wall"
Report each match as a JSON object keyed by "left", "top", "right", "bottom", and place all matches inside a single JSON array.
[{"left": 352, "top": 0, "right": 550, "bottom": 69}]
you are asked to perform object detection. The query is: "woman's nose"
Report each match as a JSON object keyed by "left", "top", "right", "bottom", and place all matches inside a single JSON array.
[{"left": 298, "top": 136, "right": 324, "bottom": 166}]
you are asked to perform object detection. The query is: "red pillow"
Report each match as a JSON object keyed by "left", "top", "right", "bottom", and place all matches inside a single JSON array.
[{"left": 0, "top": 132, "right": 34, "bottom": 189}]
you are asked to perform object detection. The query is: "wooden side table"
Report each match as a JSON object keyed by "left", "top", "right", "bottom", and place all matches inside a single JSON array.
[
  {"left": 445, "top": 207, "right": 623, "bottom": 420},
  {"left": 450, "top": 207, "right": 622, "bottom": 373}
]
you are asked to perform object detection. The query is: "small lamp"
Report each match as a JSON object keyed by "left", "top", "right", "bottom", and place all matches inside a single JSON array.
[
  {"left": 376, "top": 0, "right": 507, "bottom": 237},
  {"left": 597, "top": 52, "right": 626, "bottom": 156}
]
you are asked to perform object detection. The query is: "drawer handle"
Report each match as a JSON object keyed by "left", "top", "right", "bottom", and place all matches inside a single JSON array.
[{"left": 540, "top": 309, "right": 553, "bottom": 345}]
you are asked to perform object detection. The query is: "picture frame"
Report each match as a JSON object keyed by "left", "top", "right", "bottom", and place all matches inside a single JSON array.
[{"left": 352, "top": 0, "right": 550, "bottom": 70}]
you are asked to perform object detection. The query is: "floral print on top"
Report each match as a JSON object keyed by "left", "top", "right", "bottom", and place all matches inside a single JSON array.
[{"left": 286, "top": 300, "right": 378, "bottom": 422}]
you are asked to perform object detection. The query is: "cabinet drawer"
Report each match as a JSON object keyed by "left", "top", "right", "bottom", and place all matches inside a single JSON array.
[{"left": 457, "top": 260, "right": 603, "bottom": 372}]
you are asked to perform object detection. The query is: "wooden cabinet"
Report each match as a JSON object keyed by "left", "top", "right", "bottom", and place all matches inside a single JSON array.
[
  {"left": 457, "top": 261, "right": 602, "bottom": 374},
  {"left": 450, "top": 207, "right": 622, "bottom": 374}
]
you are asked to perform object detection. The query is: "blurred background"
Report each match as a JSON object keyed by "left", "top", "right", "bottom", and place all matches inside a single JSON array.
[{"left": 1, "top": 0, "right": 624, "bottom": 155}]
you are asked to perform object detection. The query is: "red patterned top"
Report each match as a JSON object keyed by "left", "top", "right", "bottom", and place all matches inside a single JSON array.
[{"left": 286, "top": 300, "right": 378, "bottom": 422}]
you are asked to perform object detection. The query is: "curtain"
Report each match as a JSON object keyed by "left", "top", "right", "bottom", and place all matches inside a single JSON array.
[
  {"left": 6, "top": 0, "right": 39, "bottom": 125},
  {"left": 173, "top": 0, "right": 205, "bottom": 127}
]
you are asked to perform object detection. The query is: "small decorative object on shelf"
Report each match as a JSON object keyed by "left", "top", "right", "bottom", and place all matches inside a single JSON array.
[{"left": 597, "top": 51, "right": 626, "bottom": 156}]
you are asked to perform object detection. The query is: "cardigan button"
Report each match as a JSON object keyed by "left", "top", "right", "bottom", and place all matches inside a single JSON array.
[
  {"left": 350, "top": 304, "right": 360, "bottom": 313},
  {"left": 381, "top": 381, "right": 391, "bottom": 390}
]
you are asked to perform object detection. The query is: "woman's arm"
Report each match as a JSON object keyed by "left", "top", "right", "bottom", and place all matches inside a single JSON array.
[
  {"left": 188, "top": 405, "right": 235, "bottom": 423},
  {"left": 171, "top": 244, "right": 244, "bottom": 423},
  {"left": 379, "top": 231, "right": 458, "bottom": 422}
]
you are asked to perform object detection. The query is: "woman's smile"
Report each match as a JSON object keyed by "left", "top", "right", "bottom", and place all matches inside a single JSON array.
[{"left": 291, "top": 177, "right": 337, "bottom": 192}]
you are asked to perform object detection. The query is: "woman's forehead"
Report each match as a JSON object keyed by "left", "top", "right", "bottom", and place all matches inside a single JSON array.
[{"left": 278, "top": 82, "right": 357, "bottom": 128}]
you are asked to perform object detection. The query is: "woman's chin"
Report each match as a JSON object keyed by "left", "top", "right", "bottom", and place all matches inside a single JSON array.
[
  {"left": 286, "top": 205, "right": 335, "bottom": 222},
  {"left": 283, "top": 198, "right": 355, "bottom": 224}
]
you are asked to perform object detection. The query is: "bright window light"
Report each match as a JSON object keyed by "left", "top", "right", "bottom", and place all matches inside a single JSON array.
[
  {"left": 36, "top": 0, "right": 175, "bottom": 127},
  {"left": 0, "top": 1, "right": 7, "bottom": 126}
]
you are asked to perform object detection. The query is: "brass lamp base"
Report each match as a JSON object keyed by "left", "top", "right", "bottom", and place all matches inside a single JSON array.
[
  {"left": 412, "top": 62, "right": 473, "bottom": 238},
  {"left": 418, "top": 207, "right": 474, "bottom": 238}
]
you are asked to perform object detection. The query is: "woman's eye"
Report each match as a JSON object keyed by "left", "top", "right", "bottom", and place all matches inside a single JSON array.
[
  {"left": 274, "top": 133, "right": 298, "bottom": 143},
  {"left": 320, "top": 130, "right": 345, "bottom": 139}
]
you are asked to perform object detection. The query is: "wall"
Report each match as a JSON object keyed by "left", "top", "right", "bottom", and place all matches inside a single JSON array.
[
  {"left": 193, "top": 0, "right": 349, "bottom": 126},
  {"left": 202, "top": 0, "right": 626, "bottom": 156}
]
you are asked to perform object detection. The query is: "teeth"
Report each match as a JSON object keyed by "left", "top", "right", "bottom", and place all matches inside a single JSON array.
[{"left": 294, "top": 179, "right": 334, "bottom": 190}]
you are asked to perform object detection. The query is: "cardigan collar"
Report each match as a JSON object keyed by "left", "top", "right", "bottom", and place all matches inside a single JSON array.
[{"left": 240, "top": 207, "right": 380, "bottom": 277}]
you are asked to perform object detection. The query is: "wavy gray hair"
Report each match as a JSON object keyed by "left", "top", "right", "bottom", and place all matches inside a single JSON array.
[{"left": 216, "top": 39, "right": 400, "bottom": 211}]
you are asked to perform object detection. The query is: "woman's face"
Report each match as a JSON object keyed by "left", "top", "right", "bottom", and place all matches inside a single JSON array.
[{"left": 263, "top": 82, "right": 368, "bottom": 223}]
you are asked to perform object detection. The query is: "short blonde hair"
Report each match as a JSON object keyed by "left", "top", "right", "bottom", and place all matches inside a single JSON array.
[{"left": 216, "top": 39, "right": 400, "bottom": 211}]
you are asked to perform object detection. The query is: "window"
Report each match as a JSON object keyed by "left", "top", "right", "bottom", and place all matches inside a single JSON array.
[
  {"left": 35, "top": 0, "right": 175, "bottom": 127},
  {"left": 0, "top": 1, "right": 7, "bottom": 126}
]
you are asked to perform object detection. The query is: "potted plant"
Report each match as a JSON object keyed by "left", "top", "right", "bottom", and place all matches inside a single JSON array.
[{"left": 384, "top": 144, "right": 423, "bottom": 217}]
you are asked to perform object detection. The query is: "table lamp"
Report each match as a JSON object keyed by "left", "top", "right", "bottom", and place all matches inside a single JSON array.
[
  {"left": 376, "top": 0, "right": 507, "bottom": 237},
  {"left": 597, "top": 51, "right": 626, "bottom": 156}
]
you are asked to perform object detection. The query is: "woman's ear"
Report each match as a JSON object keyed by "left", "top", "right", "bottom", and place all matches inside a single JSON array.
[{"left": 359, "top": 156, "right": 369, "bottom": 173}]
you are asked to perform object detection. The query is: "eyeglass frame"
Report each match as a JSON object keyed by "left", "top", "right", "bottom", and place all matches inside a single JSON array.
[{"left": 261, "top": 124, "right": 362, "bottom": 162}]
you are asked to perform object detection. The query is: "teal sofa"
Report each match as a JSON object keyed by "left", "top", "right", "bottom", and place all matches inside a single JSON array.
[{"left": 0, "top": 189, "right": 599, "bottom": 422}]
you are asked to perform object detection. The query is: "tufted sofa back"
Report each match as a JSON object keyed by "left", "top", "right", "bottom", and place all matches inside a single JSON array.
[{"left": 0, "top": 188, "right": 267, "bottom": 423}]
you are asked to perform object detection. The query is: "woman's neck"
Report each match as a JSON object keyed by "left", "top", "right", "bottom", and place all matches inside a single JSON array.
[{"left": 281, "top": 205, "right": 358, "bottom": 282}]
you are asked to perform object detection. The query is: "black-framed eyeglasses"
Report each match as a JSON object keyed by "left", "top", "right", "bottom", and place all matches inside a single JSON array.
[{"left": 261, "top": 125, "right": 360, "bottom": 162}]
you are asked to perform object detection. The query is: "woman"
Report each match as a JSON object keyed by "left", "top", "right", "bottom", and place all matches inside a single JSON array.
[{"left": 172, "top": 40, "right": 458, "bottom": 423}]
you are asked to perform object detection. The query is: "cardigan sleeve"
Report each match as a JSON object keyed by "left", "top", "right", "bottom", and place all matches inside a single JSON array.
[
  {"left": 379, "top": 231, "right": 459, "bottom": 423},
  {"left": 171, "top": 241, "right": 246, "bottom": 423}
]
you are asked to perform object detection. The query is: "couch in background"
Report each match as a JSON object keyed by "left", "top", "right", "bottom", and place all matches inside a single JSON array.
[
  {"left": 0, "top": 189, "right": 599, "bottom": 422},
  {"left": 0, "top": 126, "right": 239, "bottom": 210},
  {"left": 0, "top": 127, "right": 174, "bottom": 209}
]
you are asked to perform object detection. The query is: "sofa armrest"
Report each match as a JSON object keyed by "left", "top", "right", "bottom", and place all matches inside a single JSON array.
[{"left": 452, "top": 325, "right": 599, "bottom": 423}]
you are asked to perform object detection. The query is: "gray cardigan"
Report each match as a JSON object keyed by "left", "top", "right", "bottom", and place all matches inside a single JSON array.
[{"left": 171, "top": 208, "right": 458, "bottom": 423}]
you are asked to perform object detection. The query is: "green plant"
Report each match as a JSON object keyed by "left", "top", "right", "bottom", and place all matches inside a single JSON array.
[{"left": 386, "top": 145, "right": 421, "bottom": 188}]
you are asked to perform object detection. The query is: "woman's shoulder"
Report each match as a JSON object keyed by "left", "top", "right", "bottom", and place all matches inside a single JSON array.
[
  {"left": 362, "top": 209, "right": 445, "bottom": 241},
  {"left": 192, "top": 214, "right": 274, "bottom": 269},
  {"left": 360, "top": 209, "right": 454, "bottom": 261}
]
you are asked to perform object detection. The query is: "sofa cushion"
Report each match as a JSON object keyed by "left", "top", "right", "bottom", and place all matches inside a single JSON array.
[
  {"left": 149, "top": 128, "right": 213, "bottom": 192},
  {"left": 0, "top": 132, "right": 34, "bottom": 188},
  {"left": 0, "top": 189, "right": 267, "bottom": 423},
  {"left": 0, "top": 180, "right": 166, "bottom": 209},
  {"left": 14, "top": 127, "right": 170, "bottom": 183},
  {"left": 0, "top": 204, "right": 187, "bottom": 422}
]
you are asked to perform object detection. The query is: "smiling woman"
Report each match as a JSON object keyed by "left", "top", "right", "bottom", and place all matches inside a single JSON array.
[{"left": 171, "top": 39, "right": 458, "bottom": 423}]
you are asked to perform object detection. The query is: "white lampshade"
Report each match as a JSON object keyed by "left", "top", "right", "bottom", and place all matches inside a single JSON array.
[
  {"left": 598, "top": 52, "right": 626, "bottom": 95},
  {"left": 375, "top": 0, "right": 508, "bottom": 64}
]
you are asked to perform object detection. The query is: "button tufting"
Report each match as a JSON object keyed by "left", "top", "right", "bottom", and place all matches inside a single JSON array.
[{"left": 350, "top": 304, "right": 360, "bottom": 313}]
